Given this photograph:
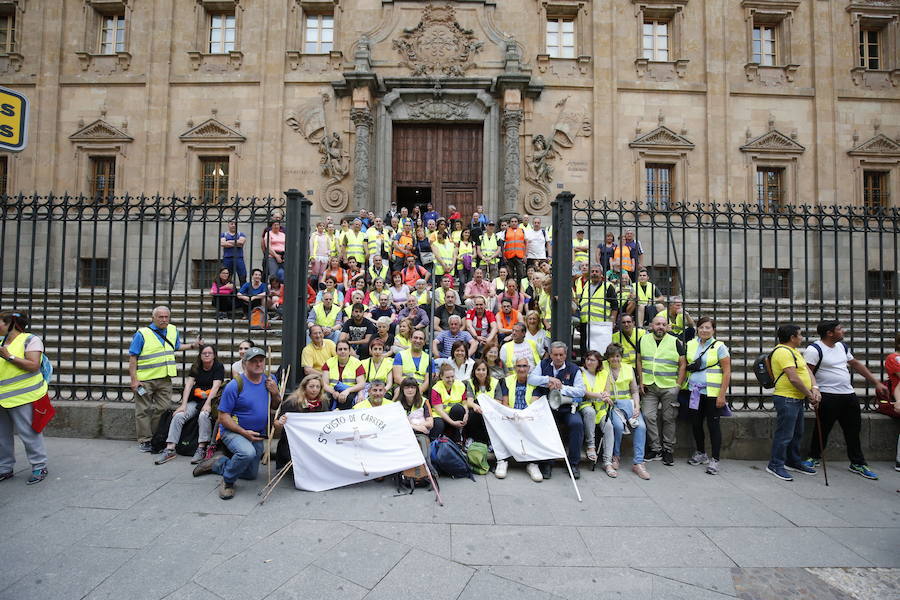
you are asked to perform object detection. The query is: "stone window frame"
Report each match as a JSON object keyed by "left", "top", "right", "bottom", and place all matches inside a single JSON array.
[
  {"left": 76, "top": 0, "right": 133, "bottom": 72},
  {"left": 629, "top": 124, "right": 694, "bottom": 210},
  {"left": 754, "top": 165, "right": 785, "bottom": 211},
  {"left": 187, "top": 0, "right": 243, "bottom": 71},
  {"left": 286, "top": 0, "right": 343, "bottom": 70},
  {"left": 178, "top": 117, "right": 245, "bottom": 201},
  {"left": 847, "top": 3, "right": 900, "bottom": 87},
  {"left": 631, "top": 0, "right": 689, "bottom": 78},
  {"left": 535, "top": 1, "right": 591, "bottom": 72},
  {"left": 741, "top": 0, "right": 800, "bottom": 83},
  {"left": 0, "top": 0, "right": 25, "bottom": 71},
  {"left": 745, "top": 156, "right": 798, "bottom": 209},
  {"left": 68, "top": 118, "right": 133, "bottom": 199},
  {"left": 88, "top": 155, "right": 117, "bottom": 202},
  {"left": 862, "top": 169, "right": 890, "bottom": 209},
  {"left": 847, "top": 134, "right": 900, "bottom": 209}
]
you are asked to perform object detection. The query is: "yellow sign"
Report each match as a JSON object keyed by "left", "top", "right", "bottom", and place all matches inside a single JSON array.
[{"left": 0, "top": 86, "right": 29, "bottom": 152}]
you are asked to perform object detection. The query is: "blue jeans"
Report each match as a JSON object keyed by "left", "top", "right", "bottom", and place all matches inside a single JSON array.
[
  {"left": 769, "top": 395, "right": 804, "bottom": 471},
  {"left": 611, "top": 399, "right": 646, "bottom": 464},
  {"left": 213, "top": 430, "right": 265, "bottom": 484},
  {"left": 222, "top": 256, "right": 247, "bottom": 284},
  {"left": 552, "top": 407, "right": 584, "bottom": 466}
]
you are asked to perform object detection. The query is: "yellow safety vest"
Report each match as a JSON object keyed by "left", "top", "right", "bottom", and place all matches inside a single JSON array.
[
  {"left": 0, "top": 333, "right": 49, "bottom": 408},
  {"left": 457, "top": 241, "right": 474, "bottom": 269},
  {"left": 470, "top": 377, "right": 499, "bottom": 401},
  {"left": 432, "top": 379, "right": 466, "bottom": 409},
  {"left": 399, "top": 350, "right": 430, "bottom": 383},
  {"left": 579, "top": 282, "right": 611, "bottom": 323},
  {"left": 611, "top": 328, "right": 646, "bottom": 367},
  {"left": 416, "top": 290, "right": 431, "bottom": 306},
  {"left": 683, "top": 339, "right": 724, "bottom": 395},
  {"left": 311, "top": 234, "right": 333, "bottom": 258},
  {"left": 503, "top": 374, "right": 537, "bottom": 407},
  {"left": 313, "top": 303, "right": 342, "bottom": 328},
  {"left": 479, "top": 233, "right": 500, "bottom": 265},
  {"left": 656, "top": 310, "right": 685, "bottom": 335},
  {"left": 366, "top": 229, "right": 388, "bottom": 257},
  {"left": 325, "top": 356, "right": 362, "bottom": 387},
  {"left": 325, "top": 233, "right": 339, "bottom": 258},
  {"left": 433, "top": 241, "right": 455, "bottom": 276},
  {"left": 434, "top": 287, "right": 451, "bottom": 306},
  {"left": 362, "top": 357, "right": 393, "bottom": 384},
  {"left": 606, "top": 363, "right": 636, "bottom": 403},
  {"left": 368, "top": 264, "right": 389, "bottom": 282},
  {"left": 538, "top": 290, "right": 553, "bottom": 326},
  {"left": 136, "top": 324, "right": 178, "bottom": 380},
  {"left": 450, "top": 230, "right": 462, "bottom": 244},
  {"left": 639, "top": 333, "right": 681, "bottom": 388},
  {"left": 636, "top": 282, "right": 657, "bottom": 304},
  {"left": 344, "top": 230, "right": 367, "bottom": 263},
  {"left": 501, "top": 339, "right": 541, "bottom": 369},
  {"left": 579, "top": 367, "right": 610, "bottom": 422},
  {"left": 353, "top": 398, "right": 394, "bottom": 410},
  {"left": 573, "top": 240, "right": 589, "bottom": 264}
]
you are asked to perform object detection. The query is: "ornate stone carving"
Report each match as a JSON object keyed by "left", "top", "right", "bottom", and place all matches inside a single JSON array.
[
  {"left": 392, "top": 4, "right": 483, "bottom": 77},
  {"left": 406, "top": 97, "right": 471, "bottom": 120},
  {"left": 502, "top": 109, "right": 523, "bottom": 214},
  {"left": 319, "top": 132, "right": 349, "bottom": 181},
  {"left": 285, "top": 95, "right": 328, "bottom": 143},
  {"left": 350, "top": 107, "right": 373, "bottom": 212},
  {"left": 525, "top": 134, "right": 560, "bottom": 192},
  {"left": 179, "top": 118, "right": 246, "bottom": 143},
  {"left": 740, "top": 129, "right": 804, "bottom": 154},
  {"left": 629, "top": 126, "right": 695, "bottom": 150},
  {"left": 69, "top": 119, "right": 134, "bottom": 142},
  {"left": 848, "top": 133, "right": 900, "bottom": 157}
]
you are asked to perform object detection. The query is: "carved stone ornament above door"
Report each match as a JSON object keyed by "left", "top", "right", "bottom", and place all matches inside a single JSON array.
[{"left": 392, "top": 4, "right": 484, "bottom": 77}]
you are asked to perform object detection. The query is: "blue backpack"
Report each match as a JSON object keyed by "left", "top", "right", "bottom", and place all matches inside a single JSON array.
[{"left": 429, "top": 436, "right": 475, "bottom": 481}]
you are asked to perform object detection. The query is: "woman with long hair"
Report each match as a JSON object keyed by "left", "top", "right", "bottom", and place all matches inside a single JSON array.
[
  {"left": 578, "top": 350, "right": 617, "bottom": 477},
  {"left": 274, "top": 374, "right": 329, "bottom": 469},
  {"left": 482, "top": 342, "right": 506, "bottom": 381},
  {"left": 398, "top": 377, "right": 434, "bottom": 468},
  {"left": 155, "top": 344, "right": 224, "bottom": 466},
  {"left": 524, "top": 310, "right": 549, "bottom": 357},
  {"left": 492, "top": 265, "right": 509, "bottom": 297},
  {"left": 323, "top": 257, "right": 346, "bottom": 292},
  {"left": 456, "top": 228, "right": 475, "bottom": 292},
  {"left": 391, "top": 318, "right": 413, "bottom": 355},
  {"left": 316, "top": 275, "right": 341, "bottom": 305},
  {"left": 389, "top": 271, "right": 411, "bottom": 312},
  {"left": 606, "top": 344, "right": 650, "bottom": 480},
  {"left": 210, "top": 267, "right": 237, "bottom": 318},
  {"left": 0, "top": 311, "right": 50, "bottom": 484},
  {"left": 430, "top": 362, "right": 468, "bottom": 442},
  {"left": 464, "top": 359, "right": 498, "bottom": 445},
  {"left": 262, "top": 220, "right": 286, "bottom": 282}
]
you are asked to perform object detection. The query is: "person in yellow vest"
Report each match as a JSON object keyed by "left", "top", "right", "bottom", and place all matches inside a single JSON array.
[
  {"left": 497, "top": 357, "right": 545, "bottom": 482},
  {"left": 656, "top": 296, "right": 696, "bottom": 341},
  {"left": 611, "top": 314, "right": 646, "bottom": 367},
  {"left": 477, "top": 221, "right": 501, "bottom": 279},
  {"left": 572, "top": 229, "right": 590, "bottom": 275},
  {"left": 367, "top": 255, "right": 390, "bottom": 284},
  {"left": 430, "top": 363, "right": 469, "bottom": 443},
  {"left": 465, "top": 359, "right": 500, "bottom": 448},
  {"left": 325, "top": 222, "right": 340, "bottom": 260},
  {"left": 352, "top": 379, "right": 394, "bottom": 410},
  {"left": 128, "top": 306, "right": 202, "bottom": 453},
  {"left": 323, "top": 340, "right": 366, "bottom": 410},
  {"left": 684, "top": 317, "right": 732, "bottom": 475},
  {"left": 307, "top": 294, "right": 344, "bottom": 344},
  {"left": 577, "top": 350, "right": 616, "bottom": 476},
  {"left": 365, "top": 217, "right": 390, "bottom": 267},
  {"left": 604, "top": 343, "right": 650, "bottom": 480},
  {"left": 636, "top": 315, "right": 687, "bottom": 466},
  {"left": 499, "top": 323, "right": 541, "bottom": 376},
  {"left": 432, "top": 230, "right": 458, "bottom": 280},
  {"left": 342, "top": 219, "right": 367, "bottom": 266},
  {"left": 635, "top": 268, "right": 665, "bottom": 327},
  {"left": 0, "top": 311, "right": 50, "bottom": 484},
  {"left": 392, "top": 329, "right": 433, "bottom": 396},
  {"left": 456, "top": 228, "right": 476, "bottom": 292},
  {"left": 578, "top": 266, "right": 619, "bottom": 352},
  {"left": 360, "top": 337, "right": 394, "bottom": 396}
]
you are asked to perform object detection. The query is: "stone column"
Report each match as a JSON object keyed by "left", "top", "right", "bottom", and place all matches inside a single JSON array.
[
  {"left": 350, "top": 107, "right": 373, "bottom": 211},
  {"left": 502, "top": 108, "right": 523, "bottom": 215}
]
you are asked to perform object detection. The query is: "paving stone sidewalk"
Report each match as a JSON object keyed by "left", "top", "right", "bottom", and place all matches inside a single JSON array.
[{"left": 1, "top": 437, "right": 898, "bottom": 600}]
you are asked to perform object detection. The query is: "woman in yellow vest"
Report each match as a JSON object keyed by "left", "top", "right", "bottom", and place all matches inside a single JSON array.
[
  {"left": 322, "top": 340, "right": 365, "bottom": 410},
  {"left": 463, "top": 359, "right": 498, "bottom": 444},
  {"left": 456, "top": 228, "right": 476, "bottom": 291},
  {"left": 683, "top": 317, "right": 731, "bottom": 475},
  {"left": 450, "top": 219, "right": 464, "bottom": 244},
  {"left": 391, "top": 318, "right": 413, "bottom": 355},
  {"left": 432, "top": 231, "right": 457, "bottom": 279},
  {"left": 430, "top": 362, "right": 468, "bottom": 443},
  {"left": 604, "top": 344, "right": 651, "bottom": 480},
  {"left": 0, "top": 311, "right": 50, "bottom": 484},
  {"left": 578, "top": 350, "right": 616, "bottom": 476},
  {"left": 360, "top": 338, "right": 394, "bottom": 400}
]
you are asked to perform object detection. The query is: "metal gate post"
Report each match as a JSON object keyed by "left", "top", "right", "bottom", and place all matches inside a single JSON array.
[
  {"left": 282, "top": 189, "right": 311, "bottom": 392},
  {"left": 551, "top": 191, "right": 574, "bottom": 350}
]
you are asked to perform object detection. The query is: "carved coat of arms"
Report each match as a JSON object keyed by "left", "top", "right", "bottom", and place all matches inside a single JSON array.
[{"left": 393, "top": 5, "right": 483, "bottom": 77}]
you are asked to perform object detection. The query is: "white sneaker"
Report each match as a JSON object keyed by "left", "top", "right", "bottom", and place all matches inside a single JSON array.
[
  {"left": 525, "top": 462, "right": 543, "bottom": 482},
  {"left": 495, "top": 459, "right": 508, "bottom": 479},
  {"left": 687, "top": 451, "right": 709, "bottom": 466}
]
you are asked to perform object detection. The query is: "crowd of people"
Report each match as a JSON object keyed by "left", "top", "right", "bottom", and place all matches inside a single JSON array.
[{"left": 1, "top": 203, "right": 897, "bottom": 502}]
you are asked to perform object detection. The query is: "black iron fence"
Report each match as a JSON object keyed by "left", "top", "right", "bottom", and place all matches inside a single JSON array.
[{"left": 0, "top": 193, "right": 897, "bottom": 409}]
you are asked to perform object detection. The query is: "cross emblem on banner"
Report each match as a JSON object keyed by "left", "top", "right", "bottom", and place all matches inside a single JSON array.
[
  {"left": 335, "top": 426, "right": 378, "bottom": 476},
  {"left": 502, "top": 413, "right": 535, "bottom": 456}
]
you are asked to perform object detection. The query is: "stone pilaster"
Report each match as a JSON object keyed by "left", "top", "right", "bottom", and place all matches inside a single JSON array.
[
  {"left": 502, "top": 108, "right": 523, "bottom": 215},
  {"left": 350, "top": 107, "right": 373, "bottom": 211}
]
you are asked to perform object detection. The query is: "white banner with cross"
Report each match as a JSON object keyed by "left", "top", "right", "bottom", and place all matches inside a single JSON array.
[
  {"left": 283, "top": 403, "right": 425, "bottom": 492},
  {"left": 479, "top": 395, "right": 566, "bottom": 462}
]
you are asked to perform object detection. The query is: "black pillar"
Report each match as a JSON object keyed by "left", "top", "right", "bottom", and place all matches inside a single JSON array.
[
  {"left": 551, "top": 192, "right": 574, "bottom": 350},
  {"left": 282, "top": 189, "right": 311, "bottom": 392}
]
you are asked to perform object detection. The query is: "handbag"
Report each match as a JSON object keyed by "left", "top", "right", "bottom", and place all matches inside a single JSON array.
[
  {"left": 31, "top": 394, "right": 55, "bottom": 433},
  {"left": 419, "top": 251, "right": 434, "bottom": 265}
]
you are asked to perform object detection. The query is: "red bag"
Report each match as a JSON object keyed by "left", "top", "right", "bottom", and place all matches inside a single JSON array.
[{"left": 31, "top": 394, "right": 55, "bottom": 433}]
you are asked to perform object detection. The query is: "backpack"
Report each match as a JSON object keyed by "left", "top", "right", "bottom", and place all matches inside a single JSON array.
[
  {"left": 395, "top": 463, "right": 434, "bottom": 495},
  {"left": 809, "top": 341, "right": 849, "bottom": 375},
  {"left": 150, "top": 408, "right": 175, "bottom": 453},
  {"left": 15, "top": 335, "right": 52, "bottom": 384},
  {"left": 429, "top": 435, "right": 475, "bottom": 480},
  {"left": 466, "top": 441, "right": 490, "bottom": 475},
  {"left": 753, "top": 346, "right": 796, "bottom": 389},
  {"left": 174, "top": 409, "right": 202, "bottom": 456}
]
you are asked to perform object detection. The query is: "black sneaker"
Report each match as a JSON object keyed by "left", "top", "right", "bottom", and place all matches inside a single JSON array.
[
  {"left": 138, "top": 441, "right": 152, "bottom": 453},
  {"left": 572, "top": 465, "right": 580, "bottom": 480},
  {"left": 662, "top": 451, "right": 674, "bottom": 466},
  {"left": 0, "top": 471, "right": 13, "bottom": 482},
  {"left": 539, "top": 462, "right": 553, "bottom": 479},
  {"left": 645, "top": 450, "right": 662, "bottom": 462}
]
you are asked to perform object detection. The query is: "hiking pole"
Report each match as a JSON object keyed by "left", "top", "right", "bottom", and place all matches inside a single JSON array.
[
  {"left": 813, "top": 403, "right": 829, "bottom": 486},
  {"left": 259, "top": 460, "right": 292, "bottom": 504}
]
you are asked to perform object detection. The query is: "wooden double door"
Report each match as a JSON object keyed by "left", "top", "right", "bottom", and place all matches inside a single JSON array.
[{"left": 392, "top": 123, "right": 483, "bottom": 219}]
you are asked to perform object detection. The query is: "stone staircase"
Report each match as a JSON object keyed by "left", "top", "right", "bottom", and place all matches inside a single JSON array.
[{"left": 3, "top": 288, "right": 896, "bottom": 404}]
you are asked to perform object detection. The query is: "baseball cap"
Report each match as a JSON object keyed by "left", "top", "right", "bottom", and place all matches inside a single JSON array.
[{"left": 242, "top": 347, "right": 266, "bottom": 362}]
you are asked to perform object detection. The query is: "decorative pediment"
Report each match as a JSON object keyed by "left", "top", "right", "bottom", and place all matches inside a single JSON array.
[
  {"left": 848, "top": 133, "right": 900, "bottom": 157},
  {"left": 629, "top": 126, "right": 694, "bottom": 150},
  {"left": 179, "top": 118, "right": 246, "bottom": 143},
  {"left": 68, "top": 119, "right": 133, "bottom": 142},
  {"left": 740, "top": 129, "right": 804, "bottom": 154},
  {"left": 393, "top": 4, "right": 484, "bottom": 77}
]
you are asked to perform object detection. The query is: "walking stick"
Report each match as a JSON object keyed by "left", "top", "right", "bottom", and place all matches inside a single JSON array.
[
  {"left": 814, "top": 403, "right": 829, "bottom": 486},
  {"left": 259, "top": 460, "right": 292, "bottom": 504}
]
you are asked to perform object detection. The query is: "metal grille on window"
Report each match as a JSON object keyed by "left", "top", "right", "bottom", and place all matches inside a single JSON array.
[
  {"left": 752, "top": 25, "right": 776, "bottom": 66},
  {"left": 200, "top": 157, "right": 229, "bottom": 204},
  {"left": 863, "top": 171, "right": 888, "bottom": 209},
  {"left": 859, "top": 29, "right": 880, "bottom": 70},
  {"left": 209, "top": 13, "right": 236, "bottom": 54},
  {"left": 304, "top": 14, "right": 334, "bottom": 54},
  {"left": 546, "top": 18, "right": 575, "bottom": 59},
  {"left": 90, "top": 157, "right": 116, "bottom": 202},
  {"left": 192, "top": 259, "right": 221, "bottom": 289},
  {"left": 642, "top": 20, "right": 669, "bottom": 61},
  {"left": 646, "top": 164, "right": 672, "bottom": 210},
  {"left": 761, "top": 268, "right": 791, "bottom": 298},
  {"left": 866, "top": 270, "right": 896, "bottom": 300},
  {"left": 647, "top": 265, "right": 680, "bottom": 296},
  {"left": 0, "top": 14, "right": 14, "bottom": 53},
  {"left": 756, "top": 167, "right": 783, "bottom": 211},
  {"left": 100, "top": 14, "right": 125, "bottom": 54},
  {"left": 80, "top": 258, "right": 110, "bottom": 288}
]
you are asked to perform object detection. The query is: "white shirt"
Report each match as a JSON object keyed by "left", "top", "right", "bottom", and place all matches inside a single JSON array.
[
  {"left": 525, "top": 328, "right": 550, "bottom": 356},
  {"left": 525, "top": 228, "right": 548, "bottom": 260},
  {"left": 803, "top": 341, "right": 854, "bottom": 394}
]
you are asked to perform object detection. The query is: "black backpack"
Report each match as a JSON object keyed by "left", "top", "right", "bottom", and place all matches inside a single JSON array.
[
  {"left": 174, "top": 410, "right": 203, "bottom": 456},
  {"left": 150, "top": 409, "right": 175, "bottom": 453},
  {"left": 429, "top": 435, "right": 475, "bottom": 480},
  {"left": 752, "top": 346, "right": 796, "bottom": 389}
]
